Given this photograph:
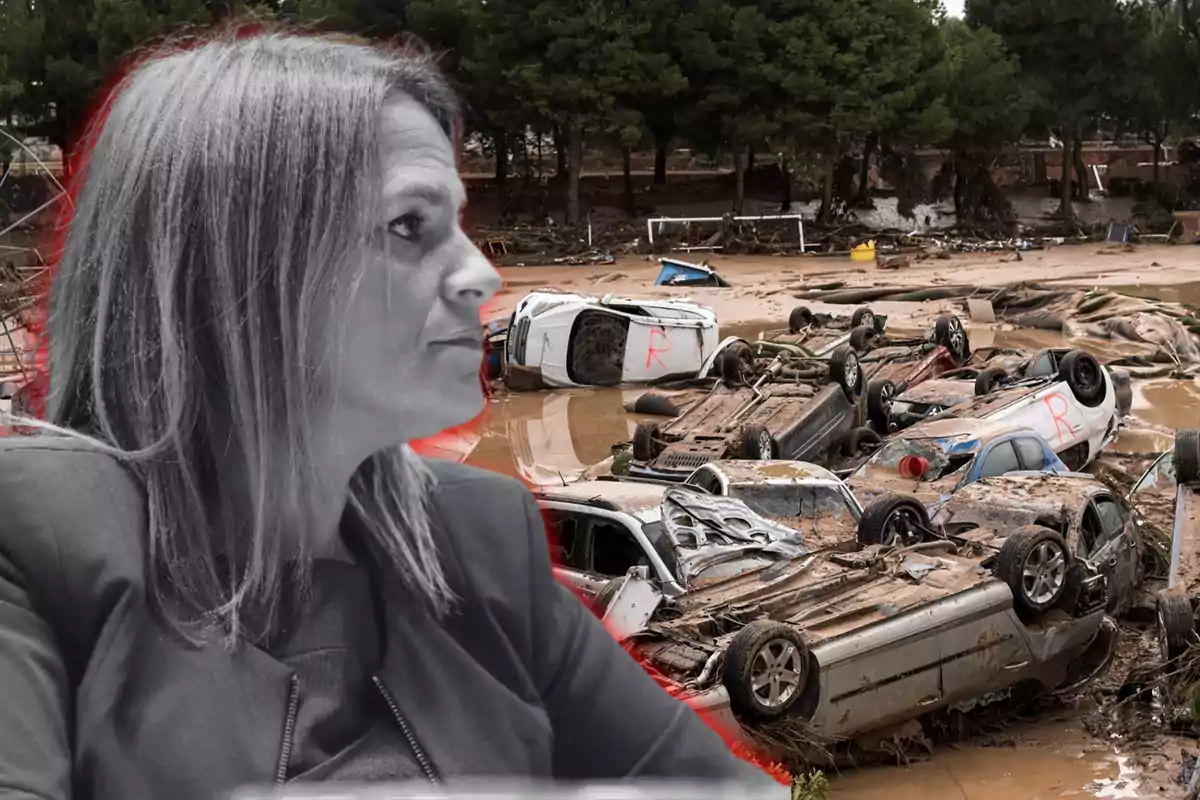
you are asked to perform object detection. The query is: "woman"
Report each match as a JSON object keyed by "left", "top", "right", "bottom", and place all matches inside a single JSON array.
[{"left": 0, "top": 25, "right": 774, "bottom": 800}]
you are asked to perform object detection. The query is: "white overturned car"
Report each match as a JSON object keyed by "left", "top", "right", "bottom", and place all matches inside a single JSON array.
[{"left": 503, "top": 290, "right": 728, "bottom": 389}]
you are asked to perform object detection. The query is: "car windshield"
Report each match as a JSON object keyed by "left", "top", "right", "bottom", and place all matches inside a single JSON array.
[
  {"left": 855, "top": 437, "right": 974, "bottom": 481},
  {"left": 729, "top": 483, "right": 861, "bottom": 525},
  {"left": 1132, "top": 451, "right": 1177, "bottom": 494}
]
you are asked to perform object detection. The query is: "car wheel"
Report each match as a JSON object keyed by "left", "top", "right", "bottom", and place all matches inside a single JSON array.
[
  {"left": 843, "top": 426, "right": 882, "bottom": 457},
  {"left": 1174, "top": 428, "right": 1200, "bottom": 484},
  {"left": 1057, "top": 350, "right": 1106, "bottom": 407},
  {"left": 788, "top": 306, "right": 814, "bottom": 334},
  {"left": 591, "top": 578, "right": 625, "bottom": 619},
  {"left": 848, "top": 324, "right": 878, "bottom": 351},
  {"left": 723, "top": 620, "right": 809, "bottom": 720},
  {"left": 934, "top": 314, "right": 970, "bottom": 362},
  {"left": 974, "top": 366, "right": 1008, "bottom": 396},
  {"left": 828, "top": 344, "right": 863, "bottom": 399},
  {"left": 996, "top": 525, "right": 1070, "bottom": 618},
  {"left": 632, "top": 421, "right": 664, "bottom": 462},
  {"left": 857, "top": 493, "right": 930, "bottom": 547},
  {"left": 1157, "top": 591, "right": 1196, "bottom": 665},
  {"left": 739, "top": 424, "right": 777, "bottom": 459},
  {"left": 718, "top": 341, "right": 755, "bottom": 389},
  {"left": 867, "top": 379, "right": 896, "bottom": 431},
  {"left": 851, "top": 306, "right": 876, "bottom": 331}
]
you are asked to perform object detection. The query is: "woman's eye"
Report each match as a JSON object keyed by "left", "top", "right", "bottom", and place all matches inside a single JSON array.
[{"left": 388, "top": 214, "right": 423, "bottom": 242}]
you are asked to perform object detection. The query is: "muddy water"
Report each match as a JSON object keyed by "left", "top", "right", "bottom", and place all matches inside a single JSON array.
[
  {"left": 825, "top": 717, "right": 1156, "bottom": 799},
  {"left": 1111, "top": 282, "right": 1200, "bottom": 308}
]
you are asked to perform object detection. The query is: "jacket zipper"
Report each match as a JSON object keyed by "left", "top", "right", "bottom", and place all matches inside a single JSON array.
[
  {"left": 373, "top": 675, "right": 441, "bottom": 785},
  {"left": 274, "top": 674, "right": 301, "bottom": 786}
]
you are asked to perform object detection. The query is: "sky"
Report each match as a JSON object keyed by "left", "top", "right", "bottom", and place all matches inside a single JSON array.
[{"left": 943, "top": 0, "right": 965, "bottom": 17}]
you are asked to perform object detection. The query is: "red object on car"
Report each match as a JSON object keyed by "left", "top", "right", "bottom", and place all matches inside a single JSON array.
[{"left": 898, "top": 455, "right": 929, "bottom": 480}]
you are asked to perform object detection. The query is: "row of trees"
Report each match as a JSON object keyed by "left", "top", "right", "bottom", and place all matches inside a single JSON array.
[{"left": 1, "top": 0, "right": 1199, "bottom": 227}]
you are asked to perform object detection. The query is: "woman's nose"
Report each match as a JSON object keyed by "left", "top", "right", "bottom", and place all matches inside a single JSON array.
[{"left": 444, "top": 241, "right": 501, "bottom": 309}]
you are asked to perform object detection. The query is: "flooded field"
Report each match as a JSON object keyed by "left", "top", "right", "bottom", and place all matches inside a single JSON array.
[{"left": 471, "top": 251, "right": 1200, "bottom": 798}]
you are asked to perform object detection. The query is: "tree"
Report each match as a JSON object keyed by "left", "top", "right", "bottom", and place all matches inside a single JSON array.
[
  {"left": 938, "top": 18, "right": 1028, "bottom": 229},
  {"left": 967, "top": 0, "right": 1148, "bottom": 220},
  {"left": 1123, "top": 3, "right": 1199, "bottom": 183}
]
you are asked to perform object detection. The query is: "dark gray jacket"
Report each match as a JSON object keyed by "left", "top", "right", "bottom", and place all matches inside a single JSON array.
[{"left": 0, "top": 438, "right": 767, "bottom": 800}]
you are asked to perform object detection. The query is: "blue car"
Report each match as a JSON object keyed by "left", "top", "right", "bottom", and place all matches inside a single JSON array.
[{"left": 846, "top": 417, "right": 1069, "bottom": 512}]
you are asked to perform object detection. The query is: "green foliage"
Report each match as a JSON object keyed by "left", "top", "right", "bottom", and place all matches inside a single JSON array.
[
  {"left": 939, "top": 17, "right": 1027, "bottom": 156},
  {"left": 790, "top": 769, "right": 830, "bottom": 800}
]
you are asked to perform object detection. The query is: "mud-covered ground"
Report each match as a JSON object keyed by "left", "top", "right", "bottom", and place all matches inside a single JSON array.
[{"left": 474, "top": 243, "right": 1200, "bottom": 799}]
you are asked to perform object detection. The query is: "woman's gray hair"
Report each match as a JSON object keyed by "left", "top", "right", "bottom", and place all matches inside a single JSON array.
[{"left": 40, "top": 27, "right": 462, "bottom": 643}]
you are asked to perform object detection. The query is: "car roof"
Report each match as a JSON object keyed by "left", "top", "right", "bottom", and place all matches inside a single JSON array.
[
  {"left": 698, "top": 460, "right": 843, "bottom": 485},
  {"left": 893, "top": 416, "right": 1042, "bottom": 443},
  {"left": 533, "top": 479, "right": 667, "bottom": 517}
]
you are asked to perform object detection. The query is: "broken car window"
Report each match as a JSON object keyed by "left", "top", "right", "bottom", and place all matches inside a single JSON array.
[
  {"left": 588, "top": 520, "right": 649, "bottom": 577},
  {"left": 1093, "top": 498, "right": 1128, "bottom": 540},
  {"left": 857, "top": 438, "right": 975, "bottom": 482},
  {"left": 639, "top": 520, "right": 681, "bottom": 582}
]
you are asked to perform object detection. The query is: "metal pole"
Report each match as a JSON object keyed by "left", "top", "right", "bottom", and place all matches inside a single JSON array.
[{"left": 647, "top": 218, "right": 654, "bottom": 246}]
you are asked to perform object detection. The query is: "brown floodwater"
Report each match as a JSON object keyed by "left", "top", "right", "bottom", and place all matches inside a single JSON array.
[{"left": 1110, "top": 282, "right": 1200, "bottom": 308}]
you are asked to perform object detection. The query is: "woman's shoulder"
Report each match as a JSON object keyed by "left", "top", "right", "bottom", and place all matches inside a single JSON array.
[{"left": 0, "top": 436, "right": 145, "bottom": 587}]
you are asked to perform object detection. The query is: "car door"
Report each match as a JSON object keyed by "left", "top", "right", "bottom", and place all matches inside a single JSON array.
[{"left": 1081, "top": 494, "right": 1138, "bottom": 613}]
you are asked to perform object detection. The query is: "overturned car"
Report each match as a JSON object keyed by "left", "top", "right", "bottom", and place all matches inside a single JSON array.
[
  {"left": 600, "top": 473, "right": 1135, "bottom": 753},
  {"left": 627, "top": 343, "right": 870, "bottom": 482}
]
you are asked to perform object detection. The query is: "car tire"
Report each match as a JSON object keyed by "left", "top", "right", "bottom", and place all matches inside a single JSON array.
[
  {"left": 718, "top": 341, "right": 755, "bottom": 388},
  {"left": 788, "top": 306, "right": 814, "bottom": 334},
  {"left": 857, "top": 493, "right": 930, "bottom": 547},
  {"left": 843, "top": 426, "right": 882, "bottom": 457},
  {"left": 974, "top": 366, "right": 1008, "bottom": 396},
  {"left": 934, "top": 314, "right": 970, "bottom": 362},
  {"left": 867, "top": 379, "right": 896, "bottom": 431},
  {"left": 1157, "top": 592, "right": 1196, "bottom": 665},
  {"left": 996, "top": 525, "right": 1071, "bottom": 619},
  {"left": 1174, "top": 428, "right": 1200, "bottom": 484},
  {"left": 1057, "top": 350, "right": 1106, "bottom": 407},
  {"left": 851, "top": 306, "right": 876, "bottom": 332},
  {"left": 848, "top": 325, "right": 878, "bottom": 351},
  {"left": 632, "top": 421, "right": 664, "bottom": 462},
  {"left": 591, "top": 578, "right": 624, "bottom": 619},
  {"left": 828, "top": 344, "right": 863, "bottom": 399},
  {"left": 723, "top": 620, "right": 810, "bottom": 720},
  {"left": 739, "top": 424, "right": 777, "bottom": 459}
]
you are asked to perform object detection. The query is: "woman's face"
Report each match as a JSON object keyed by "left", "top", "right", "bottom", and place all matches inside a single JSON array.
[{"left": 327, "top": 95, "right": 501, "bottom": 443}]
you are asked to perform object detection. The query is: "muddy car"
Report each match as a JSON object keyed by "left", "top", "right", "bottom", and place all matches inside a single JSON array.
[
  {"left": 534, "top": 479, "right": 806, "bottom": 603},
  {"left": 503, "top": 290, "right": 724, "bottom": 389},
  {"left": 621, "top": 478, "right": 1127, "bottom": 748},
  {"left": 626, "top": 344, "right": 869, "bottom": 482},
  {"left": 682, "top": 460, "right": 864, "bottom": 552},
  {"left": 757, "top": 304, "right": 887, "bottom": 356},
  {"left": 846, "top": 419, "right": 1069, "bottom": 512},
  {"left": 883, "top": 349, "right": 1123, "bottom": 471},
  {"left": 1127, "top": 428, "right": 1200, "bottom": 666},
  {"left": 889, "top": 347, "right": 1134, "bottom": 433},
  {"left": 856, "top": 314, "right": 974, "bottom": 432}
]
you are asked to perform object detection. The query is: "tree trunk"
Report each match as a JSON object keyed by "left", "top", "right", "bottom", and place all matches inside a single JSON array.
[
  {"left": 621, "top": 146, "right": 636, "bottom": 218},
  {"left": 953, "top": 162, "right": 966, "bottom": 223},
  {"left": 732, "top": 145, "right": 746, "bottom": 214},
  {"left": 819, "top": 153, "right": 836, "bottom": 224},
  {"left": 779, "top": 155, "right": 793, "bottom": 213},
  {"left": 553, "top": 125, "right": 567, "bottom": 183},
  {"left": 653, "top": 133, "right": 670, "bottom": 185},
  {"left": 493, "top": 131, "right": 509, "bottom": 187},
  {"left": 1072, "top": 137, "right": 1089, "bottom": 203},
  {"left": 746, "top": 146, "right": 755, "bottom": 176},
  {"left": 1058, "top": 137, "right": 1076, "bottom": 219},
  {"left": 853, "top": 134, "right": 878, "bottom": 207},
  {"left": 565, "top": 123, "right": 584, "bottom": 226}
]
